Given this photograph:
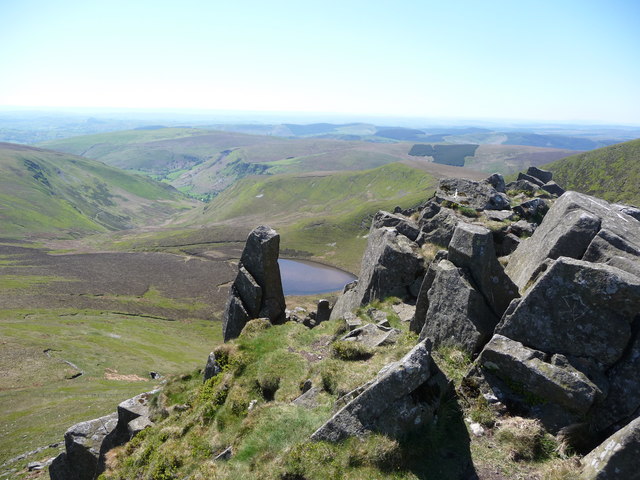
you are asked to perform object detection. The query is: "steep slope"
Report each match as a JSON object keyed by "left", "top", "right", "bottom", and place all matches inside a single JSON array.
[
  {"left": 0, "top": 143, "right": 194, "bottom": 237},
  {"left": 543, "top": 138, "right": 640, "bottom": 205}
]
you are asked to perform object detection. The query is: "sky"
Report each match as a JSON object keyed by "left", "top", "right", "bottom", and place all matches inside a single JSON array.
[{"left": 1, "top": 0, "right": 639, "bottom": 124}]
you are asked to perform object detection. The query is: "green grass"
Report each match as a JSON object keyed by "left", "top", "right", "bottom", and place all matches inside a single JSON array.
[
  {"left": 0, "top": 308, "right": 221, "bottom": 468},
  {"left": 0, "top": 143, "right": 194, "bottom": 237},
  {"left": 544, "top": 138, "right": 640, "bottom": 205}
]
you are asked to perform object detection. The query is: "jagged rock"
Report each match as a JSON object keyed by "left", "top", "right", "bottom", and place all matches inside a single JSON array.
[
  {"left": 517, "top": 172, "right": 545, "bottom": 187},
  {"left": 513, "top": 198, "right": 549, "bottom": 220},
  {"left": 475, "top": 335, "right": 601, "bottom": 430},
  {"left": 505, "top": 179, "right": 539, "bottom": 195},
  {"left": 222, "top": 225, "right": 286, "bottom": 341},
  {"left": 527, "top": 166, "right": 553, "bottom": 184},
  {"left": 436, "top": 178, "right": 511, "bottom": 211},
  {"left": 484, "top": 209, "right": 516, "bottom": 222},
  {"left": 541, "top": 181, "right": 565, "bottom": 196},
  {"left": 418, "top": 260, "right": 498, "bottom": 354},
  {"left": 372, "top": 210, "right": 421, "bottom": 243},
  {"left": 581, "top": 416, "right": 640, "bottom": 480},
  {"left": 418, "top": 207, "right": 460, "bottom": 247},
  {"left": 410, "top": 250, "right": 447, "bottom": 334},
  {"left": 330, "top": 227, "right": 424, "bottom": 320},
  {"left": 49, "top": 413, "right": 118, "bottom": 480},
  {"left": 310, "top": 341, "right": 449, "bottom": 442},
  {"left": 485, "top": 173, "right": 506, "bottom": 193},
  {"left": 505, "top": 191, "right": 640, "bottom": 289},
  {"left": 498, "top": 257, "right": 640, "bottom": 368},
  {"left": 613, "top": 204, "right": 640, "bottom": 221},
  {"left": 340, "top": 322, "right": 401, "bottom": 348},
  {"left": 447, "top": 223, "right": 519, "bottom": 317},
  {"left": 115, "top": 391, "right": 155, "bottom": 442},
  {"left": 203, "top": 352, "right": 222, "bottom": 381},
  {"left": 316, "top": 299, "right": 331, "bottom": 324}
]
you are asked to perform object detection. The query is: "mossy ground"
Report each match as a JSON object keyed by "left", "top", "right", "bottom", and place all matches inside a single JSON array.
[{"left": 97, "top": 300, "right": 581, "bottom": 480}]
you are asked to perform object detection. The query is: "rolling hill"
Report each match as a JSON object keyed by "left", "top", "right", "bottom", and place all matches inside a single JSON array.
[
  {"left": 0, "top": 142, "right": 195, "bottom": 237},
  {"left": 543, "top": 138, "right": 640, "bottom": 206}
]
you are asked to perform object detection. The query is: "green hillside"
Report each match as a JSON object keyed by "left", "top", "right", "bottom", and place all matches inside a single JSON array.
[
  {"left": 544, "top": 138, "right": 640, "bottom": 205},
  {"left": 0, "top": 143, "right": 194, "bottom": 237},
  {"left": 173, "top": 163, "right": 438, "bottom": 271}
]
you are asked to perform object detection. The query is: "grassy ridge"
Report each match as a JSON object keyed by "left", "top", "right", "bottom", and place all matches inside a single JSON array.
[
  {"left": 0, "top": 143, "right": 194, "bottom": 237},
  {"left": 544, "top": 138, "right": 640, "bottom": 205}
]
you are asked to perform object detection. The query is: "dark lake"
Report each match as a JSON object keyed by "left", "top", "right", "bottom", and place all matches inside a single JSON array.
[{"left": 278, "top": 259, "right": 357, "bottom": 296}]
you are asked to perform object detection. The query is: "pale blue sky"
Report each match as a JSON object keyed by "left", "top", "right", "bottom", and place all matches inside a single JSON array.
[{"left": 1, "top": 0, "right": 639, "bottom": 124}]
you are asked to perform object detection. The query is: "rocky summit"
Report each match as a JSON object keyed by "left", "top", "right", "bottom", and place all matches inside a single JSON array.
[{"left": 52, "top": 167, "right": 640, "bottom": 480}]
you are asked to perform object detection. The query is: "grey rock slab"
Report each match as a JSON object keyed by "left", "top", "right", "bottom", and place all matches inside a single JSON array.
[
  {"left": 340, "top": 323, "right": 401, "bottom": 348},
  {"left": 478, "top": 335, "right": 601, "bottom": 417},
  {"left": 436, "top": 177, "right": 511, "bottom": 211},
  {"left": 222, "top": 292, "right": 250, "bottom": 342},
  {"left": 527, "top": 166, "right": 553, "bottom": 184},
  {"left": 49, "top": 413, "right": 118, "bottom": 480},
  {"left": 234, "top": 265, "right": 262, "bottom": 318},
  {"left": 448, "top": 222, "right": 519, "bottom": 317},
  {"left": 410, "top": 250, "right": 447, "bottom": 334},
  {"left": 581, "top": 416, "right": 640, "bottom": 480},
  {"left": 316, "top": 299, "right": 331, "bottom": 324},
  {"left": 310, "top": 341, "right": 449, "bottom": 442},
  {"left": 418, "top": 260, "right": 498, "bottom": 354},
  {"left": 292, "top": 386, "right": 321, "bottom": 409},
  {"left": 517, "top": 172, "right": 545, "bottom": 187},
  {"left": 498, "top": 257, "right": 640, "bottom": 368},
  {"left": 512, "top": 198, "right": 549, "bottom": 221},
  {"left": 505, "top": 179, "right": 540, "bottom": 195},
  {"left": 330, "top": 227, "right": 424, "bottom": 320},
  {"left": 612, "top": 204, "right": 640, "bottom": 221},
  {"left": 541, "top": 181, "right": 565, "bottom": 197},
  {"left": 505, "top": 192, "right": 604, "bottom": 290}
]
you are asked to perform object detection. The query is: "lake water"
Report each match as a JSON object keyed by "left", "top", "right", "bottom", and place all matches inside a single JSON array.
[{"left": 278, "top": 259, "right": 357, "bottom": 296}]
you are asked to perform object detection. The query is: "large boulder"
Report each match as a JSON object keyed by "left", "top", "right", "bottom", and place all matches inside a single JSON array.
[
  {"left": 418, "top": 260, "right": 498, "bottom": 354},
  {"left": 436, "top": 178, "right": 510, "bottom": 211},
  {"left": 581, "top": 416, "right": 640, "bottom": 480},
  {"left": 310, "top": 341, "right": 449, "bottom": 441},
  {"left": 472, "top": 335, "right": 602, "bottom": 431},
  {"left": 505, "top": 191, "right": 640, "bottom": 289},
  {"left": 49, "top": 413, "right": 118, "bottom": 480},
  {"left": 498, "top": 257, "right": 640, "bottom": 368},
  {"left": 448, "top": 223, "right": 519, "bottom": 317},
  {"left": 222, "top": 225, "right": 286, "bottom": 341},
  {"left": 410, "top": 250, "right": 448, "bottom": 334},
  {"left": 527, "top": 166, "right": 553, "bottom": 184},
  {"left": 340, "top": 322, "right": 401, "bottom": 348},
  {"left": 330, "top": 226, "right": 424, "bottom": 320}
]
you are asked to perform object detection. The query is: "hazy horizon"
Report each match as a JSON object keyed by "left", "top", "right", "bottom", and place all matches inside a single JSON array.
[{"left": 2, "top": 1, "right": 639, "bottom": 124}]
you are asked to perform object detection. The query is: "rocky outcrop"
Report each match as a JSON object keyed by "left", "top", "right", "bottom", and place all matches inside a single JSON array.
[
  {"left": 581, "top": 416, "right": 640, "bottom": 480},
  {"left": 417, "top": 260, "right": 497, "bottom": 354},
  {"left": 311, "top": 341, "right": 449, "bottom": 442},
  {"left": 330, "top": 226, "right": 424, "bottom": 321},
  {"left": 505, "top": 191, "right": 640, "bottom": 290},
  {"left": 49, "top": 413, "right": 118, "bottom": 480},
  {"left": 467, "top": 256, "right": 640, "bottom": 436},
  {"left": 436, "top": 177, "right": 511, "bottom": 211},
  {"left": 447, "top": 222, "right": 518, "bottom": 317},
  {"left": 222, "top": 225, "right": 286, "bottom": 341},
  {"left": 203, "top": 351, "right": 222, "bottom": 381},
  {"left": 50, "top": 391, "right": 155, "bottom": 480}
]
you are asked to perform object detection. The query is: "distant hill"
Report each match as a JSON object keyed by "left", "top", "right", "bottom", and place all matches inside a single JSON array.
[
  {"left": 503, "top": 132, "right": 616, "bottom": 151},
  {"left": 0, "top": 143, "right": 194, "bottom": 237},
  {"left": 544, "top": 139, "right": 640, "bottom": 206}
]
